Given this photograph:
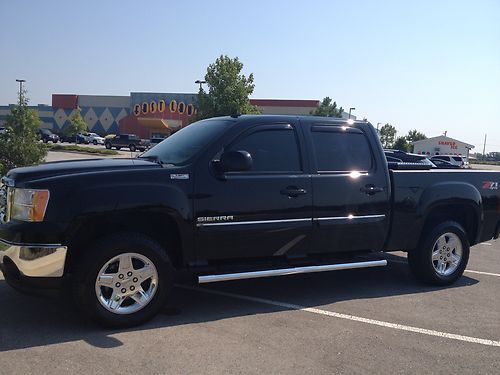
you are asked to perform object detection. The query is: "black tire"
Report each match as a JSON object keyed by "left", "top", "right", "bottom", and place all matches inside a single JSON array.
[
  {"left": 116, "top": 147, "right": 121, "bottom": 150},
  {"left": 43, "top": 138, "right": 48, "bottom": 143},
  {"left": 408, "top": 221, "right": 470, "bottom": 286},
  {"left": 105, "top": 142, "right": 111, "bottom": 149},
  {"left": 72, "top": 233, "right": 174, "bottom": 327},
  {"left": 129, "top": 144, "right": 136, "bottom": 152},
  {"left": 93, "top": 140, "right": 98, "bottom": 145}
]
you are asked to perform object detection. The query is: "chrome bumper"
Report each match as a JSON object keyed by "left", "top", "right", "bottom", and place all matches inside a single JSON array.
[{"left": 0, "top": 240, "right": 67, "bottom": 277}]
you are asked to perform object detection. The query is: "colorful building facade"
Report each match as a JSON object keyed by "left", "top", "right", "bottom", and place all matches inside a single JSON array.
[{"left": 1, "top": 92, "right": 347, "bottom": 138}]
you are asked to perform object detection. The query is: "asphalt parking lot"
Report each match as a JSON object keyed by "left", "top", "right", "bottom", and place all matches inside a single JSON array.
[{"left": 0, "top": 242, "right": 498, "bottom": 374}]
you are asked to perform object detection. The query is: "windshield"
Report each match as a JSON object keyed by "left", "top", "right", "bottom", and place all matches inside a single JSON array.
[{"left": 140, "top": 118, "right": 234, "bottom": 165}]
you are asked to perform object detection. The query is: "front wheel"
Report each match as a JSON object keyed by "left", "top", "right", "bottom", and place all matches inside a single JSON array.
[
  {"left": 408, "top": 221, "right": 470, "bottom": 286},
  {"left": 73, "top": 233, "right": 174, "bottom": 327},
  {"left": 105, "top": 142, "right": 111, "bottom": 149}
]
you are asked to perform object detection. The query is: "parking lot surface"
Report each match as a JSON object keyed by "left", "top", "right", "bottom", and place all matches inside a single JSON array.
[{"left": 0, "top": 242, "right": 498, "bottom": 374}]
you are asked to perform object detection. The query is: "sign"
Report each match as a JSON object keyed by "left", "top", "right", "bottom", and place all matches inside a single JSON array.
[
  {"left": 158, "top": 100, "right": 165, "bottom": 112},
  {"left": 438, "top": 140, "right": 458, "bottom": 150},
  {"left": 133, "top": 99, "right": 195, "bottom": 116},
  {"left": 133, "top": 104, "right": 141, "bottom": 116}
]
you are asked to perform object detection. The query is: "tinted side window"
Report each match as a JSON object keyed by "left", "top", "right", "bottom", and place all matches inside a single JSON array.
[
  {"left": 311, "top": 130, "right": 372, "bottom": 172},
  {"left": 229, "top": 128, "right": 301, "bottom": 172}
]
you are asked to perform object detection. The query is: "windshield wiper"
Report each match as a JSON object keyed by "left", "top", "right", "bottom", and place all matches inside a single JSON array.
[
  {"left": 137, "top": 155, "right": 162, "bottom": 165},
  {"left": 137, "top": 155, "right": 176, "bottom": 167}
]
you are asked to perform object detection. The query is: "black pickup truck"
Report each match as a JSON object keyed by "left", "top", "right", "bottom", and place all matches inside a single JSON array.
[
  {"left": 104, "top": 134, "right": 149, "bottom": 152},
  {"left": 1, "top": 115, "right": 499, "bottom": 327}
]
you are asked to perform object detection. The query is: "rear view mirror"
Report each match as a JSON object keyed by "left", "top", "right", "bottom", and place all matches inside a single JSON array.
[{"left": 217, "top": 150, "right": 252, "bottom": 173}]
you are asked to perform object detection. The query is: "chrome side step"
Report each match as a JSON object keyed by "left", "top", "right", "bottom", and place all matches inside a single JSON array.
[{"left": 198, "top": 259, "right": 387, "bottom": 284}]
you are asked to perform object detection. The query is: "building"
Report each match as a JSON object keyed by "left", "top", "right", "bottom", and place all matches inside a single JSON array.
[
  {"left": 412, "top": 135, "right": 474, "bottom": 159},
  {"left": 0, "top": 92, "right": 353, "bottom": 138}
]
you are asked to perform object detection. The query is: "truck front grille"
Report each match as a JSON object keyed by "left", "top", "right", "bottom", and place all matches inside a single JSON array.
[{"left": 0, "top": 178, "right": 12, "bottom": 223}]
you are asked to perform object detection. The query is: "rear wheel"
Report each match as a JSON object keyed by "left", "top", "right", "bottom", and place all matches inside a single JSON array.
[
  {"left": 105, "top": 142, "right": 111, "bottom": 149},
  {"left": 73, "top": 233, "right": 174, "bottom": 327},
  {"left": 129, "top": 144, "right": 136, "bottom": 152},
  {"left": 408, "top": 221, "right": 470, "bottom": 285}
]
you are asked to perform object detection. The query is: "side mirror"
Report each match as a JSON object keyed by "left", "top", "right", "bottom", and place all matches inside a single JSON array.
[{"left": 217, "top": 150, "right": 253, "bottom": 173}]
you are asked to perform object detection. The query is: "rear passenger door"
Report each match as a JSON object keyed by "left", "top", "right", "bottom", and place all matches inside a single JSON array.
[{"left": 304, "top": 122, "right": 391, "bottom": 253}]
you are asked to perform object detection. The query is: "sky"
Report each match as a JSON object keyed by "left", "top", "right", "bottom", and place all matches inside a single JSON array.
[{"left": 0, "top": 0, "right": 499, "bottom": 152}]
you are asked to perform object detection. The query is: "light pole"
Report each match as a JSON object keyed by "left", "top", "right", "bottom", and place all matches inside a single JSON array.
[
  {"left": 349, "top": 107, "right": 355, "bottom": 119},
  {"left": 195, "top": 80, "right": 206, "bottom": 90},
  {"left": 376, "top": 122, "right": 381, "bottom": 131},
  {"left": 16, "top": 79, "right": 26, "bottom": 103}
]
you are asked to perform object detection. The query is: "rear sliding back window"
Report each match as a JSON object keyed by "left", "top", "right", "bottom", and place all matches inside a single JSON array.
[{"left": 310, "top": 126, "right": 373, "bottom": 172}]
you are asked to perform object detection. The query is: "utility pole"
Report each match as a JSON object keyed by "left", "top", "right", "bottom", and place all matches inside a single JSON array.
[
  {"left": 482, "top": 134, "right": 487, "bottom": 160},
  {"left": 15, "top": 79, "right": 26, "bottom": 103}
]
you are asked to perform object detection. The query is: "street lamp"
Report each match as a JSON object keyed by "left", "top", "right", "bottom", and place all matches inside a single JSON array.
[
  {"left": 195, "top": 80, "right": 206, "bottom": 90},
  {"left": 16, "top": 79, "right": 26, "bottom": 103},
  {"left": 349, "top": 107, "right": 355, "bottom": 119}
]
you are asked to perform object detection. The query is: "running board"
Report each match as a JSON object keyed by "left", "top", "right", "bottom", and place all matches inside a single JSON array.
[{"left": 198, "top": 259, "right": 387, "bottom": 284}]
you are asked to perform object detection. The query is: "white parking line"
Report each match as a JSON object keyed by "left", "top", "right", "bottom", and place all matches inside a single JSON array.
[
  {"left": 465, "top": 270, "right": 500, "bottom": 277},
  {"left": 387, "top": 259, "right": 500, "bottom": 277},
  {"left": 177, "top": 285, "right": 500, "bottom": 348}
]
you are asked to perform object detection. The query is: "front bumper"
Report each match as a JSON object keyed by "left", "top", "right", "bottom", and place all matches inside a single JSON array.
[{"left": 0, "top": 240, "right": 67, "bottom": 278}]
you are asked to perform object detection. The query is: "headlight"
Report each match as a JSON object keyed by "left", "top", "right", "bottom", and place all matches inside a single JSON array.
[{"left": 11, "top": 188, "right": 50, "bottom": 222}]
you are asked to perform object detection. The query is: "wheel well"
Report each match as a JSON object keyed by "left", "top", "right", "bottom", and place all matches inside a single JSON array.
[
  {"left": 422, "top": 204, "right": 478, "bottom": 245},
  {"left": 64, "top": 211, "right": 184, "bottom": 273}
]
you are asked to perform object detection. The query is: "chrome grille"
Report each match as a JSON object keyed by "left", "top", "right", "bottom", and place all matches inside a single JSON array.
[
  {"left": 0, "top": 181, "right": 7, "bottom": 223},
  {"left": 0, "top": 177, "right": 12, "bottom": 223}
]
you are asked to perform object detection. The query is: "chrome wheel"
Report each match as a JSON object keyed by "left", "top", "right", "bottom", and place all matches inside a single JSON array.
[
  {"left": 95, "top": 252, "right": 159, "bottom": 315},
  {"left": 431, "top": 232, "right": 463, "bottom": 276}
]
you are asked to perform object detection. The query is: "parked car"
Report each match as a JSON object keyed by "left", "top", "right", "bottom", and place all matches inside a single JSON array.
[
  {"left": 57, "top": 133, "right": 76, "bottom": 143},
  {"left": 104, "top": 134, "right": 149, "bottom": 152},
  {"left": 430, "top": 155, "right": 468, "bottom": 168},
  {"left": 384, "top": 150, "right": 437, "bottom": 168},
  {"left": 86, "top": 132, "right": 106, "bottom": 145},
  {"left": 39, "top": 129, "right": 60, "bottom": 143},
  {"left": 1, "top": 115, "right": 499, "bottom": 327},
  {"left": 430, "top": 159, "right": 461, "bottom": 169},
  {"left": 76, "top": 132, "right": 91, "bottom": 144}
]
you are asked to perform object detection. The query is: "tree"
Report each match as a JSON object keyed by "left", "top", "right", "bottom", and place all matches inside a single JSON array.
[
  {"left": 406, "top": 129, "right": 427, "bottom": 152},
  {"left": 0, "top": 90, "right": 47, "bottom": 176},
  {"left": 406, "top": 129, "right": 427, "bottom": 143},
  {"left": 393, "top": 136, "right": 410, "bottom": 152},
  {"left": 311, "top": 97, "right": 344, "bottom": 117},
  {"left": 64, "top": 107, "right": 88, "bottom": 138},
  {"left": 379, "top": 123, "right": 397, "bottom": 148},
  {"left": 197, "top": 55, "right": 259, "bottom": 120}
]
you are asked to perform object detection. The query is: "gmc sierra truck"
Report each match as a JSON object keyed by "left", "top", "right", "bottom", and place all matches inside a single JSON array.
[{"left": 1, "top": 115, "right": 499, "bottom": 327}]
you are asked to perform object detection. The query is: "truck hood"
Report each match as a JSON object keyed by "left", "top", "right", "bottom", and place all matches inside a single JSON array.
[{"left": 6, "top": 158, "right": 161, "bottom": 184}]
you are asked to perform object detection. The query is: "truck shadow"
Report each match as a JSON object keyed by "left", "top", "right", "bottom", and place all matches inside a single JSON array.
[{"left": 0, "top": 253, "right": 479, "bottom": 352}]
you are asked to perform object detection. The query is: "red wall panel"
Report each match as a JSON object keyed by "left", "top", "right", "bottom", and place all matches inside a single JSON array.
[{"left": 52, "top": 94, "right": 78, "bottom": 109}]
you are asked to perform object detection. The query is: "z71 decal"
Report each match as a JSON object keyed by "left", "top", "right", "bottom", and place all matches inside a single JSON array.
[{"left": 482, "top": 181, "right": 498, "bottom": 190}]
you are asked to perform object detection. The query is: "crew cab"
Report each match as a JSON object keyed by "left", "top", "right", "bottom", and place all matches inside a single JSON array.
[
  {"left": 1, "top": 115, "right": 499, "bottom": 327},
  {"left": 104, "top": 134, "right": 149, "bottom": 152}
]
